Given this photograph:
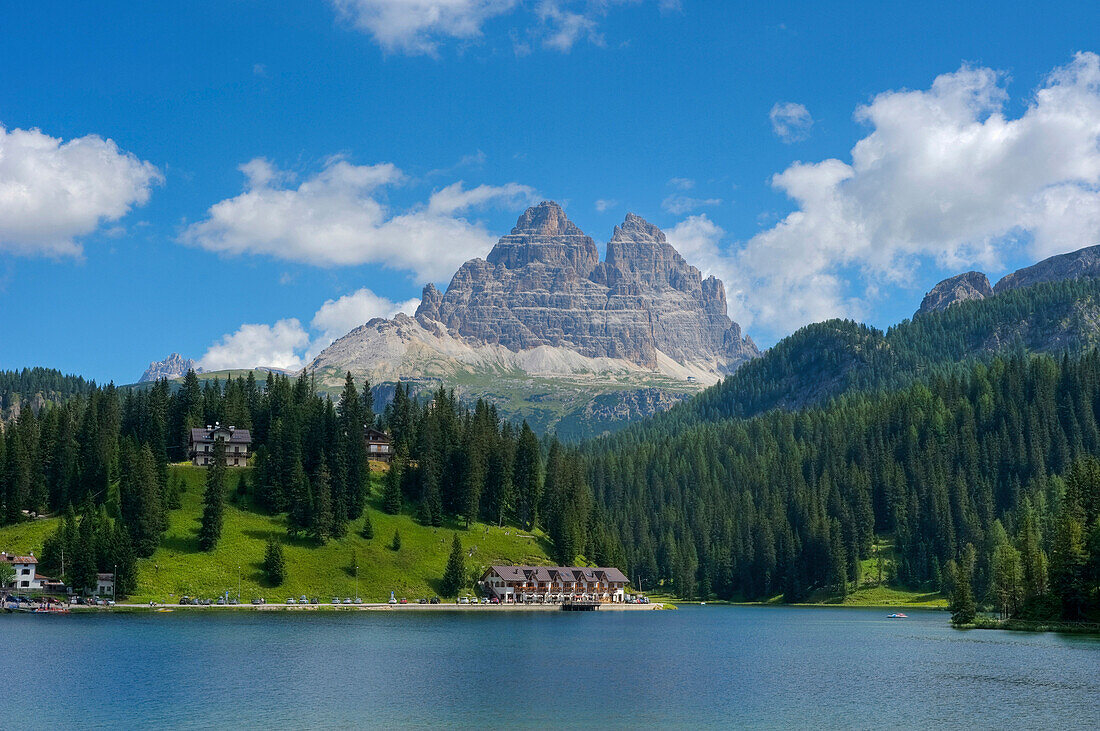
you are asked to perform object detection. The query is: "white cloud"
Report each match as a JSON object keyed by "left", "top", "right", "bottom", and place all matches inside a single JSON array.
[
  {"left": 331, "top": 0, "right": 665, "bottom": 55},
  {"left": 310, "top": 288, "right": 422, "bottom": 350},
  {"left": 769, "top": 102, "right": 814, "bottom": 142},
  {"left": 668, "top": 177, "right": 695, "bottom": 190},
  {"left": 200, "top": 287, "right": 422, "bottom": 372},
  {"left": 661, "top": 194, "right": 721, "bottom": 215},
  {"left": 331, "top": 0, "right": 519, "bottom": 55},
  {"left": 0, "top": 125, "right": 161, "bottom": 257},
  {"left": 595, "top": 198, "right": 618, "bottom": 212},
  {"left": 182, "top": 157, "right": 535, "bottom": 281},
  {"left": 727, "top": 52, "right": 1100, "bottom": 336},
  {"left": 199, "top": 319, "right": 312, "bottom": 372}
]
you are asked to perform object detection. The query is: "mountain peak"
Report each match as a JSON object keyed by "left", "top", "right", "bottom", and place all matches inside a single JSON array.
[
  {"left": 508, "top": 201, "right": 584, "bottom": 237},
  {"left": 139, "top": 353, "right": 200, "bottom": 383},
  {"left": 994, "top": 243, "right": 1100, "bottom": 293},
  {"left": 915, "top": 271, "right": 992, "bottom": 317}
]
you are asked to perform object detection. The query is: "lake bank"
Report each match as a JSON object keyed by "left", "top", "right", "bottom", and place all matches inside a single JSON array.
[{"left": 61, "top": 600, "right": 668, "bottom": 613}]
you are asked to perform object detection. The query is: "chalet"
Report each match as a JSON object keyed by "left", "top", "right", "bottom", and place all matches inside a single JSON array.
[
  {"left": 366, "top": 427, "right": 393, "bottom": 463},
  {"left": 2, "top": 552, "right": 43, "bottom": 591},
  {"left": 94, "top": 573, "right": 115, "bottom": 598},
  {"left": 189, "top": 423, "right": 252, "bottom": 467},
  {"left": 480, "top": 565, "right": 629, "bottom": 604}
]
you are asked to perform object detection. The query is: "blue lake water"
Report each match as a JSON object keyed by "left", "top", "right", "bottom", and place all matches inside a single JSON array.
[{"left": 3, "top": 606, "right": 1097, "bottom": 729}]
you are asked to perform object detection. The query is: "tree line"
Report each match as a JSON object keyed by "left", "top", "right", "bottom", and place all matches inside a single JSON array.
[{"left": 584, "top": 352, "right": 1100, "bottom": 620}]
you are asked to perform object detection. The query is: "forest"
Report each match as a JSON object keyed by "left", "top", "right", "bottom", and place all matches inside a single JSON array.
[
  {"left": 0, "top": 369, "right": 609, "bottom": 595},
  {"left": 585, "top": 352, "right": 1100, "bottom": 620}
]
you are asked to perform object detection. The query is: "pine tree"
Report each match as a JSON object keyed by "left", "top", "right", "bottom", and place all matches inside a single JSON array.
[
  {"left": 390, "top": 529, "right": 402, "bottom": 551},
  {"left": 198, "top": 439, "right": 227, "bottom": 551},
  {"left": 442, "top": 533, "right": 465, "bottom": 596},
  {"left": 310, "top": 458, "right": 335, "bottom": 544},
  {"left": 514, "top": 422, "right": 542, "bottom": 530},
  {"left": 361, "top": 510, "right": 375, "bottom": 539},
  {"left": 263, "top": 538, "right": 287, "bottom": 586},
  {"left": 949, "top": 554, "right": 976, "bottom": 626},
  {"left": 382, "top": 450, "right": 405, "bottom": 515}
]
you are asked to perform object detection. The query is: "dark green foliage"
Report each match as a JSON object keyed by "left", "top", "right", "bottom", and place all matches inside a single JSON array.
[
  {"left": 263, "top": 538, "right": 287, "bottom": 586},
  {"left": 586, "top": 352, "right": 1100, "bottom": 610},
  {"left": 198, "top": 440, "right": 227, "bottom": 551},
  {"left": 361, "top": 510, "right": 374, "bottom": 539},
  {"left": 442, "top": 533, "right": 465, "bottom": 596},
  {"left": 390, "top": 529, "right": 401, "bottom": 551},
  {"left": 310, "top": 458, "right": 335, "bottom": 544},
  {"left": 382, "top": 449, "right": 405, "bottom": 515}
]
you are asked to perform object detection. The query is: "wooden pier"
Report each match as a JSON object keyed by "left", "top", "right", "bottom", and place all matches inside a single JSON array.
[{"left": 561, "top": 601, "right": 600, "bottom": 611}]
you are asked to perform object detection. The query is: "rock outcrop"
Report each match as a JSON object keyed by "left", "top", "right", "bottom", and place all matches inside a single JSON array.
[
  {"left": 411, "top": 202, "right": 757, "bottom": 373},
  {"left": 994, "top": 244, "right": 1100, "bottom": 293},
  {"left": 915, "top": 271, "right": 993, "bottom": 317},
  {"left": 139, "top": 353, "right": 200, "bottom": 382}
]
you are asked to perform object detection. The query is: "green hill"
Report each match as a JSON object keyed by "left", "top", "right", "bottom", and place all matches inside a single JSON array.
[{"left": 0, "top": 465, "right": 554, "bottom": 603}]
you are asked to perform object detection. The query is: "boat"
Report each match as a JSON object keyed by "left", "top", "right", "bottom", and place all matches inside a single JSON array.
[{"left": 886, "top": 613, "right": 908, "bottom": 619}]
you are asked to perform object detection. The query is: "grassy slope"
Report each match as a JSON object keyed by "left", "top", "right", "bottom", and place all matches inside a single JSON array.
[
  {"left": 133, "top": 465, "right": 553, "bottom": 603},
  {"left": 0, "top": 464, "right": 553, "bottom": 603}
]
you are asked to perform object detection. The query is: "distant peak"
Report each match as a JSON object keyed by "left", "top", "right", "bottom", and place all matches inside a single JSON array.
[
  {"left": 509, "top": 201, "right": 584, "bottom": 237},
  {"left": 611, "top": 213, "right": 666, "bottom": 244}
]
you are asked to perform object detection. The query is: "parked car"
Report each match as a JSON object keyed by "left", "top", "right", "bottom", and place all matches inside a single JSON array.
[
  {"left": 179, "top": 596, "right": 192, "bottom": 605},
  {"left": 429, "top": 597, "right": 440, "bottom": 604},
  {"left": 458, "top": 596, "right": 470, "bottom": 604},
  {"left": 399, "top": 597, "right": 408, "bottom": 604},
  {"left": 343, "top": 597, "right": 353, "bottom": 604},
  {"left": 332, "top": 597, "right": 341, "bottom": 605},
  {"left": 310, "top": 597, "right": 319, "bottom": 605},
  {"left": 480, "top": 597, "right": 489, "bottom": 604},
  {"left": 251, "top": 598, "right": 263, "bottom": 605},
  {"left": 490, "top": 597, "right": 500, "bottom": 604},
  {"left": 418, "top": 598, "right": 428, "bottom": 604},
  {"left": 228, "top": 598, "right": 239, "bottom": 605},
  {"left": 354, "top": 597, "right": 362, "bottom": 604},
  {"left": 286, "top": 598, "right": 296, "bottom": 605},
  {"left": 388, "top": 596, "right": 397, "bottom": 605},
  {"left": 216, "top": 597, "right": 227, "bottom": 605}
]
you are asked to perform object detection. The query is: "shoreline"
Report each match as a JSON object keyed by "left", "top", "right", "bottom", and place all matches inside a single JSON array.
[{"left": 56, "top": 601, "right": 669, "bottom": 614}]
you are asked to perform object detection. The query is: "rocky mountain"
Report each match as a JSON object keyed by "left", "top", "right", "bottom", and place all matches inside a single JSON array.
[
  {"left": 994, "top": 243, "right": 1100, "bottom": 293},
  {"left": 139, "top": 353, "right": 200, "bottom": 383},
  {"left": 308, "top": 202, "right": 758, "bottom": 437},
  {"left": 914, "top": 271, "right": 992, "bottom": 317}
]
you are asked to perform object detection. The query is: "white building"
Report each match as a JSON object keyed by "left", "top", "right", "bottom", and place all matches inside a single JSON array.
[
  {"left": 190, "top": 423, "right": 252, "bottom": 467},
  {"left": 480, "top": 565, "right": 629, "bottom": 603},
  {"left": 94, "top": 573, "right": 115, "bottom": 597},
  {"left": 2, "top": 552, "right": 44, "bottom": 591}
]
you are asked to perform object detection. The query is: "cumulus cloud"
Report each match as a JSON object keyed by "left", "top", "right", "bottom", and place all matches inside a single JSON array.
[
  {"left": 199, "top": 287, "right": 421, "bottom": 372},
  {"left": 331, "top": 0, "right": 665, "bottom": 55},
  {"left": 661, "top": 194, "right": 721, "bottom": 215},
  {"left": 182, "top": 157, "right": 536, "bottom": 281},
  {"left": 722, "top": 52, "right": 1100, "bottom": 337},
  {"left": 0, "top": 125, "right": 161, "bottom": 257},
  {"left": 200, "top": 319, "right": 312, "bottom": 372},
  {"left": 769, "top": 102, "right": 814, "bottom": 142},
  {"left": 310, "top": 288, "right": 422, "bottom": 350}
]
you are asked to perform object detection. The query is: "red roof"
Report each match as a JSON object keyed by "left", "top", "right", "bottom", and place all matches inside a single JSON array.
[{"left": 2, "top": 554, "right": 37, "bottom": 564}]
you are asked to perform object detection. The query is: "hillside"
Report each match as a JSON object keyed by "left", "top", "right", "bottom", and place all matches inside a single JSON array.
[
  {"left": 0, "top": 465, "right": 554, "bottom": 603},
  {"left": 629, "top": 277, "right": 1100, "bottom": 437}
]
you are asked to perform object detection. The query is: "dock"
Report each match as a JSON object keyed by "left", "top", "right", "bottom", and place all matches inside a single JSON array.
[{"left": 561, "top": 601, "right": 600, "bottom": 611}]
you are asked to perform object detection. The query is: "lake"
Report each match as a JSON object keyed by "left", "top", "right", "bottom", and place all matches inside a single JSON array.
[{"left": 5, "top": 606, "right": 1097, "bottom": 729}]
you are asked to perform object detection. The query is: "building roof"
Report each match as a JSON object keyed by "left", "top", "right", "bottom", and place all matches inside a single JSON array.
[
  {"left": 1, "top": 553, "right": 37, "bottom": 564},
  {"left": 366, "top": 427, "right": 391, "bottom": 441},
  {"left": 190, "top": 427, "right": 252, "bottom": 444},
  {"left": 484, "top": 565, "right": 628, "bottom": 585},
  {"left": 96, "top": 573, "right": 115, "bottom": 581}
]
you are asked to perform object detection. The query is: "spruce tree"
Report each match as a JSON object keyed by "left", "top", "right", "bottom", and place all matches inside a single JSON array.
[
  {"left": 949, "top": 557, "right": 976, "bottom": 625},
  {"left": 263, "top": 538, "right": 287, "bottom": 586},
  {"left": 442, "top": 533, "right": 465, "bottom": 596},
  {"left": 390, "top": 529, "right": 402, "bottom": 551},
  {"left": 382, "top": 450, "right": 405, "bottom": 515},
  {"left": 310, "top": 459, "right": 335, "bottom": 544},
  {"left": 361, "top": 510, "right": 375, "bottom": 539},
  {"left": 198, "top": 439, "right": 227, "bottom": 551}
]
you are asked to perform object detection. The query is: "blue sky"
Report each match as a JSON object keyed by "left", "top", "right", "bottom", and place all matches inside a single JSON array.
[{"left": 2, "top": 1, "right": 1100, "bottom": 383}]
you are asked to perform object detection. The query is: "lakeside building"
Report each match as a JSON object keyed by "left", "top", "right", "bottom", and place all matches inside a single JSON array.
[
  {"left": 366, "top": 427, "right": 393, "bottom": 463},
  {"left": 189, "top": 423, "right": 252, "bottom": 467},
  {"left": 480, "top": 565, "right": 629, "bottom": 603},
  {"left": 2, "top": 552, "right": 43, "bottom": 591},
  {"left": 94, "top": 573, "right": 115, "bottom": 598}
]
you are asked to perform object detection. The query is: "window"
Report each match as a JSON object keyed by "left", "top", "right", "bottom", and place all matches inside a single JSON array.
[
  {"left": 20, "top": 580, "right": 28, "bottom": 587},
  {"left": 21, "top": 568, "right": 30, "bottom": 575}
]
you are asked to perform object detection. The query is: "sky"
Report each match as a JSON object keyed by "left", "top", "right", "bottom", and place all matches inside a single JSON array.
[{"left": 2, "top": 0, "right": 1100, "bottom": 383}]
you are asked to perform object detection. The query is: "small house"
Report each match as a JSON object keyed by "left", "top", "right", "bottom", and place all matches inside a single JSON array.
[
  {"left": 189, "top": 423, "right": 252, "bottom": 467},
  {"left": 366, "top": 427, "right": 393, "bottom": 463}
]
